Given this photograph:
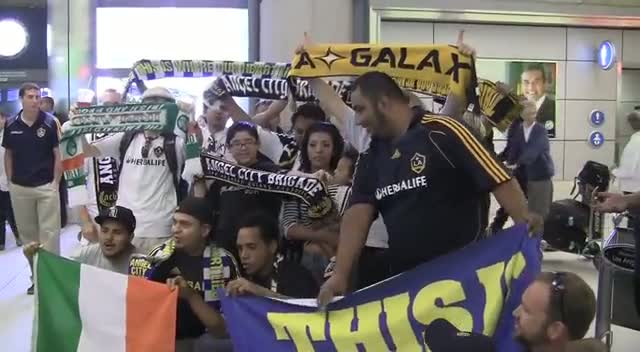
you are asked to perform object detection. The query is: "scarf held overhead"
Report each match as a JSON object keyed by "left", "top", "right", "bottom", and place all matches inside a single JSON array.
[
  {"left": 288, "top": 44, "right": 475, "bottom": 100},
  {"left": 201, "top": 154, "right": 333, "bottom": 219},
  {"left": 61, "top": 103, "right": 188, "bottom": 208}
]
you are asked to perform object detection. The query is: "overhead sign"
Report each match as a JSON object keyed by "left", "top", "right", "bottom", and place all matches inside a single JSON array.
[
  {"left": 590, "top": 109, "right": 605, "bottom": 126},
  {"left": 598, "top": 40, "right": 616, "bottom": 70},
  {"left": 588, "top": 131, "right": 605, "bottom": 148}
]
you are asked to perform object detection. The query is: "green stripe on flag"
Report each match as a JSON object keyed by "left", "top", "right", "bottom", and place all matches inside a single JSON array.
[{"left": 35, "top": 251, "right": 82, "bottom": 352}]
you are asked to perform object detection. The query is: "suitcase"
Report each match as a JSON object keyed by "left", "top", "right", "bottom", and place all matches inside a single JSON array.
[{"left": 543, "top": 199, "right": 590, "bottom": 252}]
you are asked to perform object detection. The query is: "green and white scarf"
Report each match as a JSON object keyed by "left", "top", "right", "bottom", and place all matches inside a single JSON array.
[{"left": 61, "top": 103, "right": 190, "bottom": 207}]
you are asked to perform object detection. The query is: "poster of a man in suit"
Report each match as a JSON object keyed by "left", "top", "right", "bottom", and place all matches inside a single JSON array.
[{"left": 509, "top": 62, "right": 557, "bottom": 138}]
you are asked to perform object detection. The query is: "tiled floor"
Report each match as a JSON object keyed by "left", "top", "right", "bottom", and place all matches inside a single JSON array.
[{"left": 0, "top": 182, "right": 638, "bottom": 351}]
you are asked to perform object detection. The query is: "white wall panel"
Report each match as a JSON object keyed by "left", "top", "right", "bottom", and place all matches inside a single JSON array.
[
  {"left": 380, "top": 21, "right": 434, "bottom": 44},
  {"left": 565, "top": 61, "right": 618, "bottom": 100},
  {"left": 550, "top": 141, "right": 565, "bottom": 180},
  {"left": 622, "top": 30, "right": 640, "bottom": 68},
  {"left": 619, "top": 69, "right": 640, "bottom": 102},
  {"left": 433, "top": 23, "right": 566, "bottom": 60},
  {"left": 554, "top": 60, "right": 567, "bottom": 100},
  {"left": 554, "top": 100, "right": 567, "bottom": 140},
  {"left": 564, "top": 100, "right": 617, "bottom": 140},
  {"left": 567, "top": 28, "right": 622, "bottom": 61},
  {"left": 370, "top": 0, "right": 640, "bottom": 17},
  {"left": 260, "top": 0, "right": 352, "bottom": 62},
  {"left": 564, "top": 141, "right": 615, "bottom": 178}
]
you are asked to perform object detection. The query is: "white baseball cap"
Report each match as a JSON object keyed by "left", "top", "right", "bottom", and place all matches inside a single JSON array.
[{"left": 142, "top": 86, "right": 175, "bottom": 102}]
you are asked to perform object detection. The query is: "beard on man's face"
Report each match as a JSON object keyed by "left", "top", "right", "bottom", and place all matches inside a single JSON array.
[{"left": 514, "top": 327, "right": 549, "bottom": 350}]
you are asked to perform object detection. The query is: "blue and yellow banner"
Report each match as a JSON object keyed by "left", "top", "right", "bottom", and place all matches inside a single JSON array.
[{"left": 219, "top": 225, "right": 541, "bottom": 352}]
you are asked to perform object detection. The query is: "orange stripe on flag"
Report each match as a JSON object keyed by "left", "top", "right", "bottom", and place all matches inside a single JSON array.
[
  {"left": 125, "top": 276, "right": 177, "bottom": 352},
  {"left": 62, "top": 155, "right": 85, "bottom": 171}
]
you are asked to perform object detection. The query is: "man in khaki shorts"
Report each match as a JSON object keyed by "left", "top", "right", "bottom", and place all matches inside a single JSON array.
[{"left": 2, "top": 83, "right": 62, "bottom": 294}]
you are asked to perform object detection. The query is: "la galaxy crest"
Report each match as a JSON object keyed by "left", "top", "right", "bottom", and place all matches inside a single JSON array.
[
  {"left": 410, "top": 153, "right": 426, "bottom": 174},
  {"left": 153, "top": 146, "right": 164, "bottom": 158}
]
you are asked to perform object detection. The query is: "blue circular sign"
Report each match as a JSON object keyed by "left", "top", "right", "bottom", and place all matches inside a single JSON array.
[
  {"left": 590, "top": 110, "right": 605, "bottom": 126},
  {"left": 588, "top": 131, "right": 605, "bottom": 148},
  {"left": 598, "top": 40, "right": 616, "bottom": 70}
]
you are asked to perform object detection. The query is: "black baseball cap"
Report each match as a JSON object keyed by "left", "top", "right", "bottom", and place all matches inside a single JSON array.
[
  {"left": 95, "top": 206, "right": 136, "bottom": 234},
  {"left": 424, "top": 319, "right": 496, "bottom": 352},
  {"left": 175, "top": 197, "right": 213, "bottom": 225}
]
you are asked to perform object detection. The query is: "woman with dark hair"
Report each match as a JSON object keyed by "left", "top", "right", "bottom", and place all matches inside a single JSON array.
[
  {"left": 298, "top": 122, "right": 344, "bottom": 175},
  {"left": 207, "top": 121, "right": 282, "bottom": 257},
  {"left": 280, "top": 123, "right": 348, "bottom": 283}
]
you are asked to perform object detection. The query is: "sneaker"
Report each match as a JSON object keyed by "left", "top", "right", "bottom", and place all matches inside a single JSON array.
[
  {"left": 27, "top": 284, "right": 34, "bottom": 295},
  {"left": 0, "top": 244, "right": 5, "bottom": 251}
]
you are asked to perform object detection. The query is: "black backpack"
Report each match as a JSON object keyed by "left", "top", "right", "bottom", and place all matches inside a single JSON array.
[
  {"left": 119, "top": 130, "right": 188, "bottom": 203},
  {"left": 571, "top": 161, "right": 610, "bottom": 203},
  {"left": 543, "top": 199, "right": 590, "bottom": 251}
]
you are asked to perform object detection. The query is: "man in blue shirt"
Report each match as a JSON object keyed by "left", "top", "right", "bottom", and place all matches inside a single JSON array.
[
  {"left": 317, "top": 72, "right": 536, "bottom": 307},
  {"left": 2, "top": 82, "right": 62, "bottom": 294}
]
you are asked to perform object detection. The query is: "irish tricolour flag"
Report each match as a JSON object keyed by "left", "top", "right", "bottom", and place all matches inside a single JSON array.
[{"left": 33, "top": 250, "right": 178, "bottom": 352}]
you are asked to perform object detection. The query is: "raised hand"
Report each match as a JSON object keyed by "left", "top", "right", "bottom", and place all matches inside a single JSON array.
[{"left": 456, "top": 30, "right": 477, "bottom": 57}]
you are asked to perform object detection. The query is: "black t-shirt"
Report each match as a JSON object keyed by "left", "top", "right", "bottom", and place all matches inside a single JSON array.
[
  {"left": 209, "top": 159, "right": 282, "bottom": 254},
  {"left": 250, "top": 260, "right": 319, "bottom": 298},
  {"left": 349, "top": 114, "right": 511, "bottom": 275},
  {"left": 2, "top": 111, "right": 60, "bottom": 187},
  {"left": 149, "top": 251, "right": 206, "bottom": 339}
]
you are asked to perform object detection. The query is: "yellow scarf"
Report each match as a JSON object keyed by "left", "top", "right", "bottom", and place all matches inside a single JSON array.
[
  {"left": 477, "top": 80, "right": 523, "bottom": 133},
  {"left": 288, "top": 44, "right": 475, "bottom": 100}
]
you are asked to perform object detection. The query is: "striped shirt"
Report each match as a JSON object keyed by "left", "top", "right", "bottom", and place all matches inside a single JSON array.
[{"left": 280, "top": 184, "right": 351, "bottom": 237}]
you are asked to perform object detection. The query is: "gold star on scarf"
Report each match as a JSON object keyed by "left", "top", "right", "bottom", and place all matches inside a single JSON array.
[{"left": 315, "top": 47, "right": 346, "bottom": 69}]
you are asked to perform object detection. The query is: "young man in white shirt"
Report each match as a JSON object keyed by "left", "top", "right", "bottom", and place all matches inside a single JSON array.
[
  {"left": 0, "top": 112, "right": 21, "bottom": 250},
  {"left": 79, "top": 89, "right": 122, "bottom": 244},
  {"left": 81, "top": 87, "right": 186, "bottom": 254}
]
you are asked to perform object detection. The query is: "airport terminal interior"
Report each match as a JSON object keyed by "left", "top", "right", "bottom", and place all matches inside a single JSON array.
[{"left": 1, "top": 0, "right": 640, "bottom": 351}]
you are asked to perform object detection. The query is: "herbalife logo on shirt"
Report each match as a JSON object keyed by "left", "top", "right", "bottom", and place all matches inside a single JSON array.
[
  {"left": 375, "top": 176, "right": 428, "bottom": 200},
  {"left": 125, "top": 157, "right": 167, "bottom": 167}
]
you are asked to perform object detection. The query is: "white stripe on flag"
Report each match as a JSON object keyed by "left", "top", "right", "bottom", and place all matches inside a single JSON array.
[{"left": 77, "top": 264, "right": 127, "bottom": 352}]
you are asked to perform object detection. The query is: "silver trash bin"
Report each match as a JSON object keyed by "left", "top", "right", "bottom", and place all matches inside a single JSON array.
[{"left": 595, "top": 215, "right": 639, "bottom": 350}]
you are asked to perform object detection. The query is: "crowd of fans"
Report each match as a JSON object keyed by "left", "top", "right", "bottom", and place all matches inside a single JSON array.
[{"left": 1, "top": 33, "right": 621, "bottom": 352}]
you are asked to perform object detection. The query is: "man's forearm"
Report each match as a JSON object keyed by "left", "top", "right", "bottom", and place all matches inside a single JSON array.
[
  {"left": 53, "top": 148, "right": 63, "bottom": 183},
  {"left": 332, "top": 204, "right": 375, "bottom": 279},
  {"left": 493, "top": 179, "right": 528, "bottom": 223},
  {"left": 82, "top": 135, "right": 101, "bottom": 158},
  {"left": 623, "top": 192, "right": 640, "bottom": 210},
  {"left": 186, "top": 295, "right": 227, "bottom": 338},
  {"left": 222, "top": 96, "right": 252, "bottom": 122},
  {"left": 4, "top": 150, "right": 12, "bottom": 182}
]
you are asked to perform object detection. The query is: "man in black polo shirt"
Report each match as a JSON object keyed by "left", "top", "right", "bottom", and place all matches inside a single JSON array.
[
  {"left": 2, "top": 82, "right": 62, "bottom": 294},
  {"left": 227, "top": 212, "right": 319, "bottom": 299},
  {"left": 317, "top": 72, "right": 534, "bottom": 307}
]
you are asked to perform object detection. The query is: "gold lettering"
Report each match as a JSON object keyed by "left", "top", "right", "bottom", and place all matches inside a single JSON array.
[
  {"left": 329, "top": 301, "right": 387, "bottom": 351},
  {"left": 383, "top": 293, "right": 422, "bottom": 351},
  {"left": 412, "top": 280, "right": 473, "bottom": 332},
  {"left": 476, "top": 262, "right": 505, "bottom": 335},
  {"left": 267, "top": 312, "right": 326, "bottom": 350},
  {"left": 505, "top": 252, "right": 526, "bottom": 289}
]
